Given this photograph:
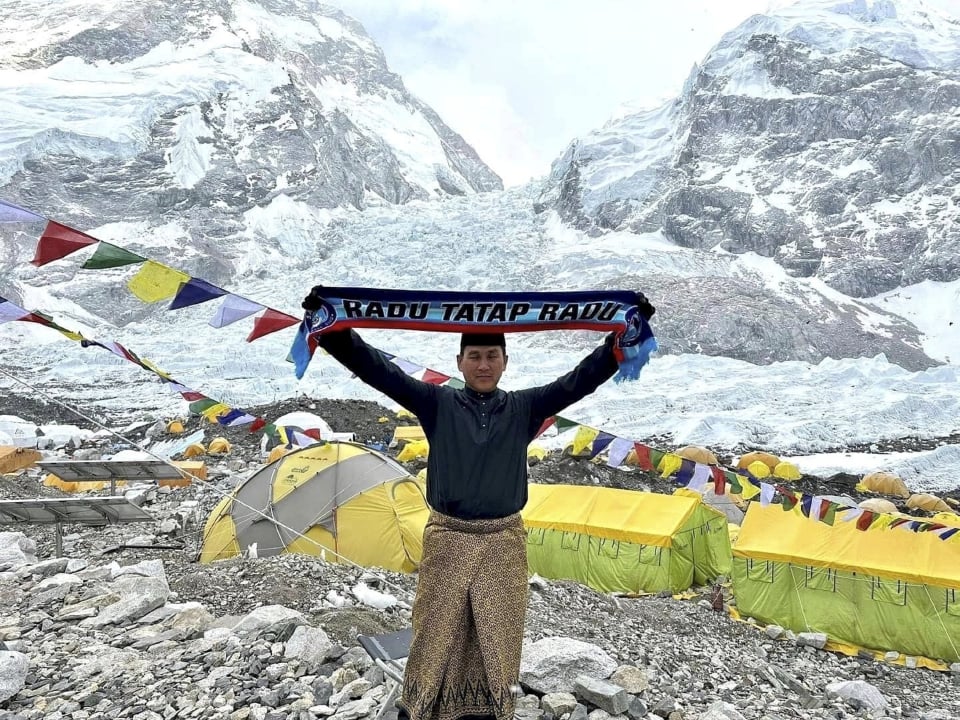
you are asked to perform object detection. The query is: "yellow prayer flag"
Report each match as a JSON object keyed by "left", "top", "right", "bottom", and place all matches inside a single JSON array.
[
  {"left": 200, "top": 403, "right": 230, "bottom": 423},
  {"left": 658, "top": 453, "right": 683, "bottom": 478},
  {"left": 571, "top": 426, "right": 600, "bottom": 456},
  {"left": 871, "top": 514, "right": 896, "bottom": 531},
  {"left": 55, "top": 328, "right": 84, "bottom": 342},
  {"left": 127, "top": 260, "right": 190, "bottom": 303},
  {"left": 740, "top": 477, "right": 761, "bottom": 500}
]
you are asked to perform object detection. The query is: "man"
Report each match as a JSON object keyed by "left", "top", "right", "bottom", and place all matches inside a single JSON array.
[{"left": 303, "top": 290, "right": 654, "bottom": 720}]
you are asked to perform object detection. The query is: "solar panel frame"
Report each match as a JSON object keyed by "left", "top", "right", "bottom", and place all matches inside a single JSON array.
[
  {"left": 37, "top": 460, "right": 185, "bottom": 481},
  {"left": 0, "top": 496, "right": 154, "bottom": 526}
]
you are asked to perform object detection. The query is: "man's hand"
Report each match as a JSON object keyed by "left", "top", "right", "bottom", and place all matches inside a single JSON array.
[
  {"left": 302, "top": 286, "right": 326, "bottom": 312},
  {"left": 634, "top": 292, "right": 656, "bottom": 320}
]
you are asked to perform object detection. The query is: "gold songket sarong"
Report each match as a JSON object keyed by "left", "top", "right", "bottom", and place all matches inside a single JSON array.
[{"left": 398, "top": 510, "right": 528, "bottom": 720}]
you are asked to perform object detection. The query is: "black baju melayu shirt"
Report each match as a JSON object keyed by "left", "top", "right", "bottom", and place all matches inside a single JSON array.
[{"left": 319, "top": 330, "right": 619, "bottom": 520}]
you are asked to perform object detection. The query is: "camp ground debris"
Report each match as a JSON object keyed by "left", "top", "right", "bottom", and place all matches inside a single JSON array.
[
  {"left": 200, "top": 441, "right": 429, "bottom": 572},
  {"left": 521, "top": 485, "right": 731, "bottom": 594},
  {"left": 732, "top": 503, "right": 960, "bottom": 663}
]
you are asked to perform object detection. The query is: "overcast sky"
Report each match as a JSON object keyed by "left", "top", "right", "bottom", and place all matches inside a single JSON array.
[{"left": 334, "top": 0, "right": 958, "bottom": 187}]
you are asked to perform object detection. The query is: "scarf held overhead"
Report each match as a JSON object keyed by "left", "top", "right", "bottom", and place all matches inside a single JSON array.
[{"left": 291, "top": 287, "right": 657, "bottom": 382}]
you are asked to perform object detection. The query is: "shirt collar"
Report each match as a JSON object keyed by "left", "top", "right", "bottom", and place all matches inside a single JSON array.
[{"left": 463, "top": 386, "right": 500, "bottom": 401}]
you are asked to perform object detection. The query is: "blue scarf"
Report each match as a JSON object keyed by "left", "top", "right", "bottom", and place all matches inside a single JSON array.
[{"left": 291, "top": 287, "right": 657, "bottom": 383}]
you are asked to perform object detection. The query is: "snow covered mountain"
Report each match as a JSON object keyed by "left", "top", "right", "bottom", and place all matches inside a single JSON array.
[
  {"left": 539, "top": 0, "right": 960, "bottom": 283},
  {"left": 538, "top": 0, "right": 959, "bottom": 359},
  {"left": 0, "top": 0, "right": 500, "bottom": 217}
]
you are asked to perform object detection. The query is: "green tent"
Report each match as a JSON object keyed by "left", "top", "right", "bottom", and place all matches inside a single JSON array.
[
  {"left": 521, "top": 485, "right": 731, "bottom": 594},
  {"left": 733, "top": 504, "right": 960, "bottom": 663}
]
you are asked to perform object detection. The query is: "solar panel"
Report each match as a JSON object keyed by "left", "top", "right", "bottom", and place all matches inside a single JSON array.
[
  {"left": 0, "top": 496, "right": 154, "bottom": 526},
  {"left": 37, "top": 460, "right": 184, "bottom": 481}
]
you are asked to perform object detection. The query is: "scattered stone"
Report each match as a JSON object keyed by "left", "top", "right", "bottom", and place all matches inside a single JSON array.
[
  {"left": 699, "top": 701, "right": 746, "bottom": 720},
  {"left": 796, "top": 632, "right": 827, "bottom": 650},
  {"left": 542, "top": 692, "right": 578, "bottom": 716},
  {"left": 0, "top": 650, "right": 28, "bottom": 702},
  {"left": 825, "top": 680, "right": 889, "bottom": 714},
  {"left": 573, "top": 675, "right": 629, "bottom": 715},
  {"left": 520, "top": 637, "right": 617, "bottom": 694},
  {"left": 284, "top": 625, "right": 335, "bottom": 670},
  {"left": 609, "top": 665, "right": 649, "bottom": 694},
  {"left": 764, "top": 625, "right": 784, "bottom": 640}
]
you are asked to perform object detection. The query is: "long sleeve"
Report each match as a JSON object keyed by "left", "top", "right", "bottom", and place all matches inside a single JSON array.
[
  {"left": 516, "top": 340, "right": 619, "bottom": 438},
  {"left": 318, "top": 329, "right": 439, "bottom": 429}
]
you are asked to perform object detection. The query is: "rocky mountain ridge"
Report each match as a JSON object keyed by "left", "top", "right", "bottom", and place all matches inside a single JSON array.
[{"left": 537, "top": 0, "right": 960, "bottom": 303}]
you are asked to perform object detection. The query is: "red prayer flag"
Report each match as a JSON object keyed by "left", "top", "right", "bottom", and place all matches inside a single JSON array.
[
  {"left": 534, "top": 416, "right": 556, "bottom": 438},
  {"left": 246, "top": 309, "right": 299, "bottom": 342},
  {"left": 180, "top": 391, "right": 206, "bottom": 402},
  {"left": 30, "top": 221, "right": 99, "bottom": 266},
  {"left": 710, "top": 466, "right": 726, "bottom": 495},
  {"left": 856, "top": 511, "right": 875, "bottom": 531},
  {"left": 249, "top": 417, "right": 267, "bottom": 433},
  {"left": 633, "top": 443, "right": 653, "bottom": 471},
  {"left": 818, "top": 500, "right": 833, "bottom": 520},
  {"left": 422, "top": 369, "right": 451, "bottom": 384},
  {"left": 18, "top": 312, "right": 51, "bottom": 326}
]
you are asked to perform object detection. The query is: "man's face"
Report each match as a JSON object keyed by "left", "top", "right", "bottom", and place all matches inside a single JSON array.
[{"left": 457, "top": 345, "right": 508, "bottom": 393}]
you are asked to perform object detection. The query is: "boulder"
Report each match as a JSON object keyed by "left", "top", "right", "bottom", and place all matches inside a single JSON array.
[{"left": 520, "top": 637, "right": 617, "bottom": 694}]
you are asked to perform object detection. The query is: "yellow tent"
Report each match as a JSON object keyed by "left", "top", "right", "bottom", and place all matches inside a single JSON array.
[
  {"left": 391, "top": 425, "right": 426, "bottom": 446},
  {"left": 200, "top": 442, "right": 429, "bottom": 572},
  {"left": 677, "top": 445, "right": 718, "bottom": 465},
  {"left": 858, "top": 498, "right": 898, "bottom": 514},
  {"left": 858, "top": 471, "right": 910, "bottom": 498},
  {"left": 906, "top": 493, "right": 951, "bottom": 513},
  {"left": 737, "top": 451, "right": 780, "bottom": 471},
  {"left": 733, "top": 503, "right": 960, "bottom": 662},
  {"left": 521, "top": 484, "right": 730, "bottom": 594},
  {"left": 0, "top": 446, "right": 41, "bottom": 475}
]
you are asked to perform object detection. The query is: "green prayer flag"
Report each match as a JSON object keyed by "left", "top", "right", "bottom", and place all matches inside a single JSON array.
[
  {"left": 82, "top": 242, "right": 146, "bottom": 269},
  {"left": 444, "top": 377, "right": 466, "bottom": 389},
  {"left": 822, "top": 502, "right": 838, "bottom": 526},
  {"left": 188, "top": 398, "right": 218, "bottom": 415},
  {"left": 554, "top": 416, "right": 578, "bottom": 431},
  {"left": 649, "top": 448, "right": 665, "bottom": 469},
  {"left": 727, "top": 471, "right": 743, "bottom": 495}
]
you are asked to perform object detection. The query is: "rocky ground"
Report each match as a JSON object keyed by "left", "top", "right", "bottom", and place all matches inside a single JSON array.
[{"left": 1, "top": 391, "right": 960, "bottom": 720}]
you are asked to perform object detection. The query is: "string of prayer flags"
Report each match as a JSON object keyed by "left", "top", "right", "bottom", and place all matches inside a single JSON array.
[
  {"left": 82, "top": 241, "right": 146, "bottom": 270},
  {"left": 0, "top": 199, "right": 45, "bottom": 223},
  {"left": 247, "top": 309, "right": 299, "bottom": 341},
  {"left": 30, "top": 221, "right": 99, "bottom": 266},
  {"left": 3, "top": 303, "right": 282, "bottom": 438}
]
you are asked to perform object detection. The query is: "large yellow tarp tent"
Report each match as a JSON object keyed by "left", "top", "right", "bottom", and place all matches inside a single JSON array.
[
  {"left": 200, "top": 442, "right": 429, "bottom": 572},
  {"left": 733, "top": 504, "right": 960, "bottom": 662},
  {"left": 521, "top": 485, "right": 730, "bottom": 594}
]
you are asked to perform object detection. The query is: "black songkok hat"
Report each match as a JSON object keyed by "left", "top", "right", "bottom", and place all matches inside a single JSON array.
[{"left": 459, "top": 332, "right": 506, "bottom": 351}]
